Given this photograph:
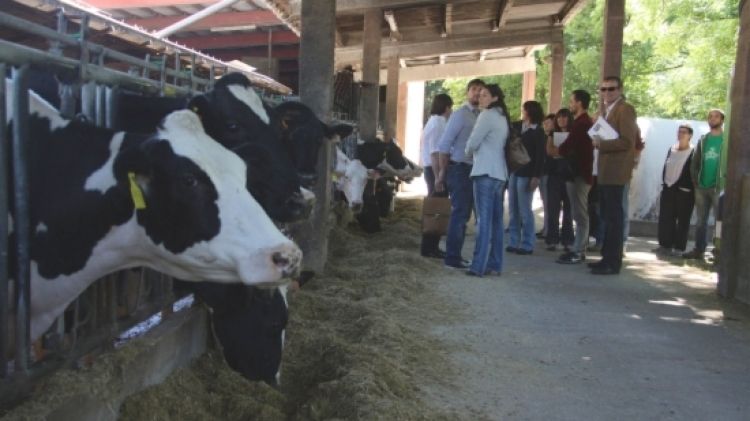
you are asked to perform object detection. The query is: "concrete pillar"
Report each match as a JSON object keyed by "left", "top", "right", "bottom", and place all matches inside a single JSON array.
[
  {"left": 600, "top": 0, "right": 625, "bottom": 80},
  {"left": 358, "top": 9, "right": 382, "bottom": 141},
  {"left": 522, "top": 70, "right": 536, "bottom": 104},
  {"left": 385, "top": 55, "right": 400, "bottom": 142},
  {"left": 396, "top": 81, "right": 408, "bottom": 149},
  {"left": 297, "top": 0, "right": 335, "bottom": 273},
  {"left": 548, "top": 43, "right": 564, "bottom": 114},
  {"left": 719, "top": 0, "right": 750, "bottom": 303}
]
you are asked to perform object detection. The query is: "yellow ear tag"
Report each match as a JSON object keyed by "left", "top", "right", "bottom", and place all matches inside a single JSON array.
[{"left": 128, "top": 172, "right": 147, "bottom": 210}]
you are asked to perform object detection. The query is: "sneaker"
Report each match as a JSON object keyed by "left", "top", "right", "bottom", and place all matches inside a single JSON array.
[
  {"left": 506, "top": 246, "right": 518, "bottom": 253},
  {"left": 670, "top": 249, "right": 685, "bottom": 257},
  {"left": 515, "top": 249, "right": 533, "bottom": 255},
  {"left": 536, "top": 231, "right": 546, "bottom": 239},
  {"left": 465, "top": 270, "right": 482, "bottom": 277},
  {"left": 421, "top": 250, "right": 447, "bottom": 259},
  {"left": 557, "top": 252, "right": 585, "bottom": 264},
  {"left": 587, "top": 260, "right": 605, "bottom": 269},
  {"left": 445, "top": 261, "right": 469, "bottom": 270},
  {"left": 682, "top": 249, "right": 704, "bottom": 260}
]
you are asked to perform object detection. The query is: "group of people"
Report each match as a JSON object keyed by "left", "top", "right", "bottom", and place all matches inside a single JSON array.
[{"left": 419, "top": 75, "right": 724, "bottom": 277}]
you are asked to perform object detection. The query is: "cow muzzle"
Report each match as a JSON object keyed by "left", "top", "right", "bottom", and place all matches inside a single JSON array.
[{"left": 350, "top": 201, "right": 363, "bottom": 214}]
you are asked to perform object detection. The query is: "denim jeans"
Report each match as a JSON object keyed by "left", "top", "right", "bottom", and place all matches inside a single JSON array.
[
  {"left": 444, "top": 163, "right": 474, "bottom": 265},
  {"left": 508, "top": 174, "right": 535, "bottom": 251},
  {"left": 469, "top": 176, "right": 505, "bottom": 275},
  {"left": 694, "top": 187, "right": 719, "bottom": 252}
]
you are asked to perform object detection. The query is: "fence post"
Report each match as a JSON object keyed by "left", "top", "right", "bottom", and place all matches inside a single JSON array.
[{"left": 0, "top": 62, "right": 9, "bottom": 378}]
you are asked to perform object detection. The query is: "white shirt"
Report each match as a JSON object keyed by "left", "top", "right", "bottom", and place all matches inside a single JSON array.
[
  {"left": 604, "top": 97, "right": 622, "bottom": 119},
  {"left": 420, "top": 115, "right": 447, "bottom": 167},
  {"left": 664, "top": 144, "right": 693, "bottom": 187}
]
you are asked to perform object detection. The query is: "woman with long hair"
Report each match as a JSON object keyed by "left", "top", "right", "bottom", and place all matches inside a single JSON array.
[
  {"left": 544, "top": 108, "right": 574, "bottom": 251},
  {"left": 506, "top": 100, "right": 546, "bottom": 255},
  {"left": 420, "top": 93, "right": 453, "bottom": 258},
  {"left": 464, "top": 84, "right": 509, "bottom": 276}
]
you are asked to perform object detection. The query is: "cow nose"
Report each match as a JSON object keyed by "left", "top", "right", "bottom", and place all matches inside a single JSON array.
[
  {"left": 351, "top": 202, "right": 363, "bottom": 214},
  {"left": 299, "top": 172, "right": 317, "bottom": 188},
  {"left": 271, "top": 248, "right": 301, "bottom": 278}
]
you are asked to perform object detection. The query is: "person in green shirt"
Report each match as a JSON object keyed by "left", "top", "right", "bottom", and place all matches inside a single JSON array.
[{"left": 683, "top": 109, "right": 726, "bottom": 260}]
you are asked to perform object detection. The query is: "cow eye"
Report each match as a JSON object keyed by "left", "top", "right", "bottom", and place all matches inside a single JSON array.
[{"left": 181, "top": 174, "right": 198, "bottom": 188}]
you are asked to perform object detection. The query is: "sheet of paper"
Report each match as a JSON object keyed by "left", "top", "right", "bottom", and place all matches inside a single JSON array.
[
  {"left": 553, "top": 132, "right": 568, "bottom": 147},
  {"left": 587, "top": 116, "right": 619, "bottom": 140}
]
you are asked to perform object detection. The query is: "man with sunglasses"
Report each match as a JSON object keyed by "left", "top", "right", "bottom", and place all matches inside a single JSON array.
[{"left": 588, "top": 76, "right": 639, "bottom": 275}]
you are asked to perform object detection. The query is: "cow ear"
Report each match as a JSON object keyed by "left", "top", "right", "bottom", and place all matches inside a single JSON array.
[
  {"left": 326, "top": 123, "right": 353, "bottom": 140},
  {"left": 186, "top": 95, "right": 211, "bottom": 123}
]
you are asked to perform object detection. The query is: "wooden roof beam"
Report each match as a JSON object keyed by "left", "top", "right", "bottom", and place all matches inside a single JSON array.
[
  {"left": 177, "top": 30, "right": 299, "bottom": 49},
  {"left": 557, "top": 0, "right": 588, "bottom": 25},
  {"left": 383, "top": 10, "right": 402, "bottom": 41},
  {"left": 335, "top": 27, "right": 563, "bottom": 65},
  {"left": 441, "top": 3, "right": 453, "bottom": 38},
  {"left": 492, "top": 0, "right": 515, "bottom": 32}
]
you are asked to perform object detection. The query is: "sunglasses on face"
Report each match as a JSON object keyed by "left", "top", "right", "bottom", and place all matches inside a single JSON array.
[{"left": 599, "top": 86, "right": 618, "bottom": 92}]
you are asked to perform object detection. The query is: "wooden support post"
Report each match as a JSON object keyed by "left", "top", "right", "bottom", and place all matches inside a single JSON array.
[
  {"left": 719, "top": 0, "right": 750, "bottom": 303},
  {"left": 358, "top": 8, "right": 382, "bottom": 141},
  {"left": 600, "top": 0, "right": 625, "bottom": 80},
  {"left": 385, "top": 55, "right": 400, "bottom": 143},
  {"left": 522, "top": 70, "right": 536, "bottom": 104},
  {"left": 297, "top": 0, "right": 336, "bottom": 273},
  {"left": 548, "top": 42, "right": 564, "bottom": 113}
]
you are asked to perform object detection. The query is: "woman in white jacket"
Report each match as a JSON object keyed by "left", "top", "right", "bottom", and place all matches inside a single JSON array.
[{"left": 464, "top": 84, "right": 510, "bottom": 276}]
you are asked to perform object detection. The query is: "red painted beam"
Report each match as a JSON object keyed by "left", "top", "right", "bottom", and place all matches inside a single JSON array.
[
  {"left": 126, "top": 10, "right": 281, "bottom": 32},
  {"left": 205, "top": 46, "right": 300, "bottom": 60},
  {"left": 86, "top": 0, "right": 216, "bottom": 9},
  {"left": 177, "top": 31, "right": 299, "bottom": 50}
]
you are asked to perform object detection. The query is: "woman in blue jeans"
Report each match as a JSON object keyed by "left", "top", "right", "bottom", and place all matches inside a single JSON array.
[
  {"left": 464, "top": 84, "right": 510, "bottom": 276},
  {"left": 507, "top": 101, "right": 547, "bottom": 255}
]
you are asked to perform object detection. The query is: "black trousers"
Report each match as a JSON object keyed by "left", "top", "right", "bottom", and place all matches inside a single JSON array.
[
  {"left": 421, "top": 166, "right": 447, "bottom": 255},
  {"left": 545, "top": 173, "right": 573, "bottom": 246},
  {"left": 588, "top": 177, "right": 601, "bottom": 244},
  {"left": 600, "top": 185, "right": 625, "bottom": 271},
  {"left": 658, "top": 185, "right": 695, "bottom": 251}
]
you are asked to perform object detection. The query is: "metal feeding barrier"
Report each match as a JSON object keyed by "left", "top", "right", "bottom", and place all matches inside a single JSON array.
[{"left": 0, "top": 2, "right": 289, "bottom": 407}]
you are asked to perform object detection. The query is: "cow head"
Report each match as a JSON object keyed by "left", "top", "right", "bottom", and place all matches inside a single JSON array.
[
  {"left": 186, "top": 74, "right": 311, "bottom": 223},
  {"left": 334, "top": 148, "right": 368, "bottom": 213},
  {"left": 113, "top": 110, "right": 302, "bottom": 285},
  {"left": 273, "top": 101, "right": 353, "bottom": 188}
]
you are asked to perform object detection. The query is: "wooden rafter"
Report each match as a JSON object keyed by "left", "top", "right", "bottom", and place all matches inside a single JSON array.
[
  {"left": 441, "top": 3, "right": 453, "bottom": 38},
  {"left": 383, "top": 10, "right": 402, "bottom": 41},
  {"left": 558, "top": 0, "right": 587, "bottom": 25},
  {"left": 492, "top": 0, "right": 514, "bottom": 32}
]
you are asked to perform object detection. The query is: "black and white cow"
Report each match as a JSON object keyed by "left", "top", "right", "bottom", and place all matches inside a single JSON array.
[{"left": 5, "top": 85, "right": 301, "bottom": 341}]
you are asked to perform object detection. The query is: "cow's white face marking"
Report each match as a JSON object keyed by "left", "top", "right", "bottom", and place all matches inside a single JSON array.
[
  {"left": 226, "top": 84, "right": 269, "bottom": 124},
  {"left": 85, "top": 132, "right": 125, "bottom": 193},
  {"left": 334, "top": 149, "right": 367, "bottom": 207},
  {"left": 299, "top": 187, "right": 315, "bottom": 203},
  {"left": 154, "top": 110, "right": 301, "bottom": 285}
]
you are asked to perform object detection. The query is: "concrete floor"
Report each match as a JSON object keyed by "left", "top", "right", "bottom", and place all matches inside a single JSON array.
[{"left": 422, "top": 234, "right": 750, "bottom": 420}]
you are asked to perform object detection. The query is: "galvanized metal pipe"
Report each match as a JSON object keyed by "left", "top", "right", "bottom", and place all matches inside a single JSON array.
[
  {"left": 12, "top": 65, "right": 31, "bottom": 376},
  {"left": 154, "top": 0, "right": 243, "bottom": 38},
  {"left": 0, "top": 62, "right": 9, "bottom": 378}
]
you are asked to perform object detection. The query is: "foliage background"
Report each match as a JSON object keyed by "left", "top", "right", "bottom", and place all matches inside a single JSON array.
[{"left": 425, "top": 0, "right": 739, "bottom": 121}]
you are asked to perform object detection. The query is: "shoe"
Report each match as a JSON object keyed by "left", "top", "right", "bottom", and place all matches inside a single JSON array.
[
  {"left": 546, "top": 244, "right": 557, "bottom": 251},
  {"left": 421, "top": 250, "right": 446, "bottom": 259},
  {"left": 682, "top": 249, "right": 704, "bottom": 260},
  {"left": 506, "top": 246, "right": 518, "bottom": 253},
  {"left": 670, "top": 249, "right": 685, "bottom": 257},
  {"left": 536, "top": 231, "right": 546, "bottom": 239},
  {"left": 465, "top": 270, "right": 482, "bottom": 277},
  {"left": 586, "top": 243, "right": 602, "bottom": 252},
  {"left": 558, "top": 252, "right": 585, "bottom": 264},
  {"left": 587, "top": 261, "right": 605, "bottom": 269},
  {"left": 515, "top": 249, "right": 533, "bottom": 255},
  {"left": 563, "top": 246, "right": 571, "bottom": 253},
  {"left": 445, "top": 261, "right": 469, "bottom": 270},
  {"left": 484, "top": 270, "right": 502, "bottom": 277},
  {"left": 590, "top": 265, "right": 619, "bottom": 275}
]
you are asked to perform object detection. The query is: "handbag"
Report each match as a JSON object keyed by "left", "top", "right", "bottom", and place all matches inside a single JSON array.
[
  {"left": 421, "top": 196, "right": 451, "bottom": 235},
  {"left": 505, "top": 124, "right": 531, "bottom": 173}
]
